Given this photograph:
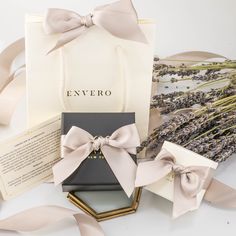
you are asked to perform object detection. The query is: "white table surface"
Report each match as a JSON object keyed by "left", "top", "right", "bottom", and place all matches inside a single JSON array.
[{"left": 1, "top": 0, "right": 236, "bottom": 236}]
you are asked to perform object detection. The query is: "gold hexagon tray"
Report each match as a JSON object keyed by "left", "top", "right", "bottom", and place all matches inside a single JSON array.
[{"left": 67, "top": 187, "right": 142, "bottom": 221}]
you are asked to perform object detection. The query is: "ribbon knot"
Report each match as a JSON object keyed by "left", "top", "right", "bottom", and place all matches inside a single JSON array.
[
  {"left": 135, "top": 149, "right": 213, "bottom": 218},
  {"left": 172, "top": 164, "right": 187, "bottom": 175},
  {"left": 53, "top": 124, "right": 140, "bottom": 197},
  {"left": 43, "top": 0, "right": 148, "bottom": 52},
  {"left": 80, "top": 14, "right": 94, "bottom": 27},
  {"left": 91, "top": 136, "right": 109, "bottom": 151}
]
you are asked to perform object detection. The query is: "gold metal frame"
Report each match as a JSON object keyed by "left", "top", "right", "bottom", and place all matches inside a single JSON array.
[{"left": 67, "top": 188, "right": 142, "bottom": 221}]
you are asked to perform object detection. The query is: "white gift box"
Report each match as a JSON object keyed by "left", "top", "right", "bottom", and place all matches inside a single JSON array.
[{"left": 145, "top": 141, "right": 218, "bottom": 211}]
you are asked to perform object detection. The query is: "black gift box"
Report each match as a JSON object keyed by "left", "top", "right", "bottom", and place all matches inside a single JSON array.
[{"left": 61, "top": 112, "right": 136, "bottom": 192}]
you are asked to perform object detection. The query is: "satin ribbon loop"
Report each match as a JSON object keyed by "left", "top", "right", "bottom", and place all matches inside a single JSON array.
[
  {"left": 135, "top": 150, "right": 213, "bottom": 218},
  {"left": 44, "top": 0, "right": 148, "bottom": 52},
  {"left": 53, "top": 124, "right": 140, "bottom": 197}
]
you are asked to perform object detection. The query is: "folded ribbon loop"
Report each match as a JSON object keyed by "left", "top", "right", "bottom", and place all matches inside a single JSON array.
[
  {"left": 44, "top": 0, "right": 148, "bottom": 52},
  {"left": 135, "top": 150, "right": 213, "bottom": 218},
  {"left": 53, "top": 124, "right": 140, "bottom": 197}
]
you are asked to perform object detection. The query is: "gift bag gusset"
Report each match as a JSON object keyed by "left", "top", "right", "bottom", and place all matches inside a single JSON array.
[{"left": 25, "top": 0, "right": 156, "bottom": 142}]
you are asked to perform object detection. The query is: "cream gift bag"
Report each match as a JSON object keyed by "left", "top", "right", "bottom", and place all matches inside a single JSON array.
[{"left": 25, "top": 0, "right": 155, "bottom": 141}]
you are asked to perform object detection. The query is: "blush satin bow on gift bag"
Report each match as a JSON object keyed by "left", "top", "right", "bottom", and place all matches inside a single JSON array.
[{"left": 25, "top": 0, "right": 156, "bottom": 142}]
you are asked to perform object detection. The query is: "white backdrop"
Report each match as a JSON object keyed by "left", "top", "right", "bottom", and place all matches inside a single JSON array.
[
  {"left": 0, "top": 1, "right": 236, "bottom": 236},
  {"left": 1, "top": 0, "right": 236, "bottom": 58}
]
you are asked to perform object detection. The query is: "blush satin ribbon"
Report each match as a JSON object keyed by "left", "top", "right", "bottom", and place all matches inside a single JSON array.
[
  {"left": 0, "top": 38, "right": 25, "bottom": 125},
  {"left": 44, "top": 0, "right": 148, "bottom": 53},
  {"left": 135, "top": 149, "right": 214, "bottom": 218},
  {"left": 53, "top": 124, "right": 140, "bottom": 197},
  {"left": 0, "top": 205, "right": 104, "bottom": 235}
]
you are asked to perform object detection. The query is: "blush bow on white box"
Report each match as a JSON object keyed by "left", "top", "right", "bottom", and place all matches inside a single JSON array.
[{"left": 135, "top": 141, "right": 218, "bottom": 218}]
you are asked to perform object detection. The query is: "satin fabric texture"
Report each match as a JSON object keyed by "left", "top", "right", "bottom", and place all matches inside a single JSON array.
[{"left": 43, "top": 0, "right": 148, "bottom": 52}]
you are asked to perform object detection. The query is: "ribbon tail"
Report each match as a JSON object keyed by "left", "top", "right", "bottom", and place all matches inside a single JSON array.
[
  {"left": 204, "top": 178, "right": 236, "bottom": 208},
  {"left": 53, "top": 144, "right": 92, "bottom": 185},
  {"left": 0, "top": 38, "right": 25, "bottom": 125},
  {"left": 47, "top": 26, "right": 89, "bottom": 54},
  {"left": 172, "top": 176, "right": 197, "bottom": 218},
  {"left": 102, "top": 146, "right": 137, "bottom": 197},
  {"left": 74, "top": 213, "right": 104, "bottom": 236},
  {"left": 0, "top": 206, "right": 104, "bottom": 236},
  {"left": 0, "top": 69, "right": 26, "bottom": 125}
]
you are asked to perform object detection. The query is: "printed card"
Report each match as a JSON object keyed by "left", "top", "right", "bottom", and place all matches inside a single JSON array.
[{"left": 0, "top": 116, "right": 61, "bottom": 200}]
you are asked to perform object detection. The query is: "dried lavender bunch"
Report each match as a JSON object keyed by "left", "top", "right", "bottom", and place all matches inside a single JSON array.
[
  {"left": 152, "top": 91, "right": 207, "bottom": 113},
  {"left": 152, "top": 91, "right": 185, "bottom": 104},
  {"left": 158, "top": 112, "right": 196, "bottom": 136},
  {"left": 144, "top": 57, "right": 236, "bottom": 163},
  {"left": 147, "top": 110, "right": 235, "bottom": 156},
  {"left": 175, "top": 109, "right": 236, "bottom": 143},
  {"left": 140, "top": 95, "right": 236, "bottom": 162},
  {"left": 185, "top": 113, "right": 236, "bottom": 150},
  {"left": 139, "top": 100, "right": 230, "bottom": 153},
  {"left": 192, "top": 72, "right": 223, "bottom": 81},
  {"left": 151, "top": 86, "right": 236, "bottom": 113},
  {"left": 152, "top": 60, "right": 236, "bottom": 83},
  {"left": 185, "top": 134, "right": 216, "bottom": 150},
  {"left": 154, "top": 66, "right": 200, "bottom": 78},
  {"left": 144, "top": 115, "right": 236, "bottom": 162},
  {"left": 214, "top": 144, "right": 236, "bottom": 162},
  {"left": 138, "top": 112, "right": 196, "bottom": 153},
  {"left": 166, "top": 113, "right": 218, "bottom": 145},
  {"left": 190, "top": 134, "right": 236, "bottom": 156}
]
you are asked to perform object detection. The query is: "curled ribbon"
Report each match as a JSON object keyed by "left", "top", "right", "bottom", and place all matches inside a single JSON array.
[
  {"left": 0, "top": 39, "right": 25, "bottom": 125},
  {"left": 43, "top": 0, "right": 148, "bottom": 52},
  {"left": 0, "top": 205, "right": 104, "bottom": 236},
  {"left": 53, "top": 124, "right": 140, "bottom": 197},
  {"left": 135, "top": 149, "right": 213, "bottom": 218}
]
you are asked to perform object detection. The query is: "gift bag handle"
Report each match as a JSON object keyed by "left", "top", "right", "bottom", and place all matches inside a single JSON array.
[
  {"left": 59, "top": 45, "right": 128, "bottom": 112},
  {"left": 116, "top": 45, "right": 128, "bottom": 112}
]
